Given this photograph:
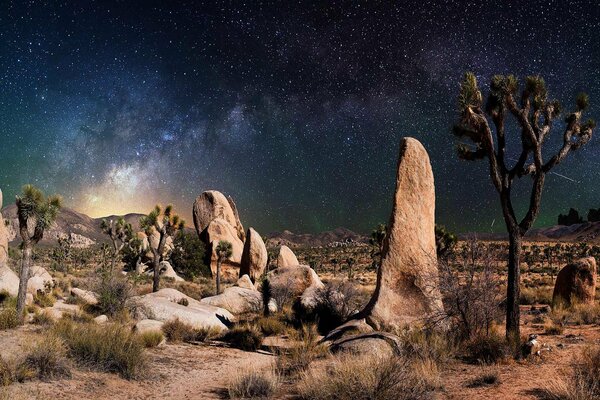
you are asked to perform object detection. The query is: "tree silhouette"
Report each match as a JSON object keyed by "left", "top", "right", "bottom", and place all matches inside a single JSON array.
[
  {"left": 15, "top": 185, "right": 62, "bottom": 322},
  {"left": 369, "top": 223, "right": 386, "bottom": 269},
  {"left": 100, "top": 217, "right": 133, "bottom": 271},
  {"left": 140, "top": 205, "right": 184, "bottom": 292},
  {"left": 215, "top": 240, "right": 232, "bottom": 295},
  {"left": 453, "top": 72, "right": 595, "bottom": 340}
]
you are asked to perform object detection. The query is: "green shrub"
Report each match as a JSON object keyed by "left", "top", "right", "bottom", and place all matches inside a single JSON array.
[
  {"left": 170, "top": 231, "right": 210, "bottom": 279},
  {"left": 463, "top": 332, "right": 507, "bottom": 365},
  {"left": 33, "top": 291, "right": 55, "bottom": 308},
  {"left": 221, "top": 325, "right": 263, "bottom": 352},
  {"left": 138, "top": 331, "right": 164, "bottom": 348},
  {"left": 53, "top": 321, "right": 146, "bottom": 379},
  {"left": 0, "top": 309, "right": 19, "bottom": 330},
  {"left": 21, "top": 335, "right": 71, "bottom": 381},
  {"left": 93, "top": 275, "right": 132, "bottom": 317},
  {"left": 228, "top": 369, "right": 279, "bottom": 399}
]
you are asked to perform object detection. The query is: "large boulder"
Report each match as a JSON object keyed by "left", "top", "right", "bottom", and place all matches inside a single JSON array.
[
  {"left": 239, "top": 228, "right": 268, "bottom": 282},
  {"left": 158, "top": 261, "right": 184, "bottom": 282},
  {"left": 200, "top": 286, "right": 276, "bottom": 315},
  {"left": 277, "top": 246, "right": 299, "bottom": 268},
  {"left": 133, "top": 319, "right": 165, "bottom": 334},
  {"left": 27, "top": 266, "right": 54, "bottom": 295},
  {"left": 203, "top": 218, "right": 244, "bottom": 277},
  {"left": 0, "top": 265, "right": 19, "bottom": 296},
  {"left": 353, "top": 137, "right": 444, "bottom": 331},
  {"left": 268, "top": 265, "right": 324, "bottom": 301},
  {"left": 553, "top": 257, "right": 597, "bottom": 307},
  {"left": 0, "top": 190, "right": 8, "bottom": 266},
  {"left": 70, "top": 288, "right": 99, "bottom": 305},
  {"left": 193, "top": 191, "right": 245, "bottom": 242},
  {"left": 129, "top": 288, "right": 233, "bottom": 330}
]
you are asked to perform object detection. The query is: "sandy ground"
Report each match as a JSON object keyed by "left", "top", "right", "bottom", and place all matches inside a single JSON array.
[{"left": 2, "top": 307, "right": 599, "bottom": 399}]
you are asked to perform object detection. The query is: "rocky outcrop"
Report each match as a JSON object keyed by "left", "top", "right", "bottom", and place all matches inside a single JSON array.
[
  {"left": 268, "top": 265, "right": 324, "bottom": 301},
  {"left": 349, "top": 138, "right": 443, "bottom": 332},
  {"left": 158, "top": 261, "right": 184, "bottom": 282},
  {"left": 129, "top": 288, "right": 233, "bottom": 330},
  {"left": 237, "top": 274, "right": 256, "bottom": 290},
  {"left": 202, "top": 218, "right": 244, "bottom": 278},
  {"left": 134, "top": 319, "right": 165, "bottom": 334},
  {"left": 0, "top": 190, "right": 8, "bottom": 266},
  {"left": 28, "top": 266, "right": 54, "bottom": 294},
  {"left": 70, "top": 288, "right": 99, "bottom": 305},
  {"left": 239, "top": 228, "right": 268, "bottom": 282},
  {"left": 277, "top": 245, "right": 299, "bottom": 268},
  {"left": 200, "top": 286, "right": 276, "bottom": 315},
  {"left": 193, "top": 191, "right": 244, "bottom": 241},
  {"left": 0, "top": 265, "right": 19, "bottom": 296},
  {"left": 553, "top": 257, "right": 597, "bottom": 307}
]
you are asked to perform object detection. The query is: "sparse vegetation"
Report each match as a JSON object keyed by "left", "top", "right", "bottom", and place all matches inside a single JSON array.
[
  {"left": 463, "top": 332, "right": 507, "bottom": 365},
  {"left": 275, "top": 325, "right": 326, "bottom": 376},
  {"left": 228, "top": 368, "right": 279, "bottom": 399},
  {"left": 138, "top": 331, "right": 164, "bottom": 348},
  {"left": 467, "top": 367, "right": 500, "bottom": 388},
  {"left": 20, "top": 335, "right": 71, "bottom": 381},
  {"left": 221, "top": 325, "right": 263, "bottom": 352},
  {"left": 161, "top": 318, "right": 221, "bottom": 343}
]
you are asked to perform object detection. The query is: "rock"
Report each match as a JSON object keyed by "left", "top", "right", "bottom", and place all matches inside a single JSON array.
[
  {"left": 239, "top": 228, "right": 268, "bottom": 282},
  {"left": 354, "top": 137, "right": 444, "bottom": 331},
  {"left": 0, "top": 189, "right": 8, "bottom": 266},
  {"left": 203, "top": 218, "right": 244, "bottom": 276},
  {"left": 268, "top": 265, "right": 324, "bottom": 301},
  {"left": 43, "top": 300, "right": 81, "bottom": 320},
  {"left": 71, "top": 288, "right": 99, "bottom": 305},
  {"left": 129, "top": 288, "right": 233, "bottom": 330},
  {"left": 158, "top": 261, "right": 184, "bottom": 282},
  {"left": 94, "top": 315, "right": 108, "bottom": 324},
  {"left": 0, "top": 265, "right": 19, "bottom": 297},
  {"left": 277, "top": 246, "right": 299, "bottom": 268},
  {"left": 193, "top": 191, "right": 245, "bottom": 241},
  {"left": 134, "top": 319, "right": 165, "bottom": 334},
  {"left": 27, "top": 266, "right": 54, "bottom": 295},
  {"left": 236, "top": 274, "right": 256, "bottom": 291},
  {"left": 330, "top": 331, "right": 404, "bottom": 358},
  {"left": 553, "top": 257, "right": 596, "bottom": 308},
  {"left": 200, "top": 286, "right": 276, "bottom": 315},
  {"left": 523, "top": 334, "right": 543, "bottom": 356}
]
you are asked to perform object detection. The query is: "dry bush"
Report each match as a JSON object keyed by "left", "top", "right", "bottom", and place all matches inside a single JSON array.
[
  {"left": 31, "top": 310, "right": 54, "bottom": 326},
  {"left": 93, "top": 273, "right": 133, "bottom": 317},
  {"left": 275, "top": 325, "right": 327, "bottom": 376},
  {"left": 396, "top": 329, "right": 456, "bottom": 364},
  {"left": 53, "top": 320, "right": 146, "bottom": 379},
  {"left": 221, "top": 325, "right": 263, "bottom": 351},
  {"left": 542, "top": 346, "right": 600, "bottom": 399},
  {"left": 463, "top": 331, "right": 508, "bottom": 365},
  {"left": 544, "top": 320, "right": 565, "bottom": 335},
  {"left": 20, "top": 335, "right": 71, "bottom": 381},
  {"left": 466, "top": 367, "right": 500, "bottom": 388},
  {"left": 228, "top": 368, "right": 279, "bottom": 399},
  {"left": 162, "top": 319, "right": 221, "bottom": 343},
  {"left": 255, "top": 316, "right": 287, "bottom": 336},
  {"left": 0, "top": 308, "right": 19, "bottom": 330},
  {"left": 550, "top": 303, "right": 600, "bottom": 326},
  {"left": 296, "top": 353, "right": 438, "bottom": 400},
  {"left": 138, "top": 331, "right": 164, "bottom": 348},
  {"left": 32, "top": 291, "right": 55, "bottom": 308},
  {"left": 520, "top": 287, "right": 553, "bottom": 305}
]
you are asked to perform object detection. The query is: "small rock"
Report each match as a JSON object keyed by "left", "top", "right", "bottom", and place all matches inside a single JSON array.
[{"left": 94, "top": 315, "right": 108, "bottom": 324}]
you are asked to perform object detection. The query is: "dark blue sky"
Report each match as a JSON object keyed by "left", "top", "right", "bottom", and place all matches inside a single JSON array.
[{"left": 1, "top": 1, "right": 599, "bottom": 234}]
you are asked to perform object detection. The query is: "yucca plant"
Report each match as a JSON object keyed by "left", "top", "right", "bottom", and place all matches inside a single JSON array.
[
  {"left": 100, "top": 217, "right": 132, "bottom": 271},
  {"left": 140, "top": 205, "right": 184, "bottom": 292},
  {"left": 15, "top": 185, "right": 62, "bottom": 323},
  {"left": 215, "top": 240, "right": 232, "bottom": 295}
]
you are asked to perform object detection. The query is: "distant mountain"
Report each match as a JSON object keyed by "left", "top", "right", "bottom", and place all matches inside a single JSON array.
[
  {"left": 265, "top": 227, "right": 368, "bottom": 248},
  {"left": 1, "top": 204, "right": 145, "bottom": 248},
  {"left": 526, "top": 221, "right": 600, "bottom": 243}
]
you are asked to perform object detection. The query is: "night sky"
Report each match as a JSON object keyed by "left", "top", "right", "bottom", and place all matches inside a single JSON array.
[{"left": 1, "top": 1, "right": 599, "bottom": 234}]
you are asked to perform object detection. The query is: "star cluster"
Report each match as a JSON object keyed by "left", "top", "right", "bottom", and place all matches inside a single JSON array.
[{"left": 1, "top": 1, "right": 599, "bottom": 234}]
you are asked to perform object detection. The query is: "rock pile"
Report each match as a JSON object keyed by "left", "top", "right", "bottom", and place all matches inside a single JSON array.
[{"left": 553, "top": 257, "right": 597, "bottom": 307}]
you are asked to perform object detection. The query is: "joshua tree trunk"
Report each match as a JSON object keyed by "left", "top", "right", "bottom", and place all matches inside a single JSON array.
[
  {"left": 152, "top": 232, "right": 167, "bottom": 292},
  {"left": 16, "top": 243, "right": 32, "bottom": 323},
  {"left": 216, "top": 258, "right": 222, "bottom": 295},
  {"left": 506, "top": 229, "right": 522, "bottom": 340}
]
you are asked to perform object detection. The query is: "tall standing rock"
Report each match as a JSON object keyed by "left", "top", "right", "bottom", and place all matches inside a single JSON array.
[
  {"left": 239, "top": 227, "right": 267, "bottom": 282},
  {"left": 357, "top": 137, "right": 444, "bottom": 331},
  {"left": 193, "top": 191, "right": 245, "bottom": 242},
  {"left": 0, "top": 189, "right": 8, "bottom": 266},
  {"left": 553, "top": 257, "right": 597, "bottom": 307},
  {"left": 277, "top": 245, "right": 299, "bottom": 268}
]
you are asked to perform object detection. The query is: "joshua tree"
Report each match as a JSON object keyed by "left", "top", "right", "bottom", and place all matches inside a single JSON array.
[
  {"left": 100, "top": 217, "right": 132, "bottom": 271},
  {"left": 140, "top": 205, "right": 185, "bottom": 292},
  {"left": 435, "top": 225, "right": 458, "bottom": 259},
  {"left": 369, "top": 223, "right": 387, "bottom": 269},
  {"left": 15, "top": 185, "right": 62, "bottom": 322},
  {"left": 453, "top": 72, "right": 595, "bottom": 339},
  {"left": 215, "top": 240, "right": 232, "bottom": 295},
  {"left": 261, "top": 278, "right": 272, "bottom": 317},
  {"left": 346, "top": 257, "right": 355, "bottom": 279}
]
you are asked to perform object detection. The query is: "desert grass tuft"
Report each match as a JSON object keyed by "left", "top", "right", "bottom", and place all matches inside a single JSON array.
[
  {"left": 228, "top": 368, "right": 279, "bottom": 399},
  {"left": 138, "top": 331, "right": 164, "bottom": 348},
  {"left": 466, "top": 367, "right": 500, "bottom": 388},
  {"left": 20, "top": 335, "right": 71, "bottom": 381},
  {"left": 161, "top": 319, "right": 221, "bottom": 343},
  {"left": 221, "top": 324, "right": 263, "bottom": 352},
  {"left": 275, "top": 324, "right": 327, "bottom": 376}
]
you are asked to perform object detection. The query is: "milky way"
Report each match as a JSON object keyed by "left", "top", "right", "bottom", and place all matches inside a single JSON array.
[{"left": 1, "top": 1, "right": 599, "bottom": 234}]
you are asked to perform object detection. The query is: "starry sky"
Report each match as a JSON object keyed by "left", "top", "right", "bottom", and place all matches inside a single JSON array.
[{"left": 1, "top": 1, "right": 599, "bottom": 234}]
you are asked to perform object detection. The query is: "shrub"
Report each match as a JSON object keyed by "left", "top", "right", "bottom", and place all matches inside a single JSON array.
[
  {"left": 466, "top": 368, "right": 500, "bottom": 388},
  {"left": 296, "top": 353, "right": 438, "bottom": 400},
  {"left": 61, "top": 311, "right": 95, "bottom": 324},
  {"left": 20, "top": 335, "right": 71, "bottom": 381},
  {"left": 138, "top": 331, "right": 164, "bottom": 348},
  {"left": 520, "top": 287, "right": 553, "bottom": 306},
  {"left": 221, "top": 325, "right": 263, "bottom": 352},
  {"left": 544, "top": 320, "right": 564, "bottom": 335},
  {"left": 396, "top": 329, "right": 456, "bottom": 364},
  {"left": 255, "top": 316, "right": 287, "bottom": 337},
  {"left": 228, "top": 369, "right": 279, "bottom": 399},
  {"left": 93, "top": 274, "right": 133, "bottom": 317},
  {"left": 177, "top": 298, "right": 189, "bottom": 307},
  {"left": 275, "top": 325, "right": 326, "bottom": 376},
  {"left": 0, "top": 309, "right": 19, "bottom": 330},
  {"left": 543, "top": 346, "right": 600, "bottom": 399},
  {"left": 0, "top": 291, "right": 10, "bottom": 305},
  {"left": 162, "top": 319, "right": 197, "bottom": 343},
  {"left": 170, "top": 231, "right": 210, "bottom": 279},
  {"left": 463, "top": 332, "right": 507, "bottom": 365},
  {"left": 53, "top": 321, "right": 146, "bottom": 379},
  {"left": 31, "top": 311, "right": 54, "bottom": 326},
  {"left": 33, "top": 291, "right": 55, "bottom": 308}
]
